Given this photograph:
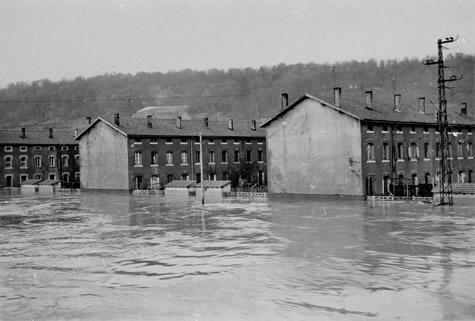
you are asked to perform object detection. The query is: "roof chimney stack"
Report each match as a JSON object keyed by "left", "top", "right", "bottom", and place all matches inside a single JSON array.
[
  {"left": 147, "top": 115, "right": 152, "bottom": 128},
  {"left": 251, "top": 120, "right": 257, "bottom": 131},
  {"left": 334, "top": 87, "right": 341, "bottom": 107},
  {"left": 281, "top": 93, "right": 289, "bottom": 109},
  {"left": 461, "top": 102, "right": 467, "bottom": 116},
  {"left": 74, "top": 128, "right": 78, "bottom": 137},
  {"left": 393, "top": 94, "right": 401, "bottom": 112},
  {"left": 114, "top": 114, "right": 120, "bottom": 126},
  {"left": 86, "top": 117, "right": 91, "bottom": 125},
  {"left": 228, "top": 119, "right": 234, "bottom": 130},
  {"left": 176, "top": 116, "right": 182, "bottom": 129},
  {"left": 203, "top": 117, "right": 209, "bottom": 129},
  {"left": 49, "top": 128, "right": 53, "bottom": 139},
  {"left": 418, "top": 97, "right": 426, "bottom": 114},
  {"left": 365, "top": 91, "right": 373, "bottom": 110},
  {"left": 21, "top": 127, "right": 26, "bottom": 138}
]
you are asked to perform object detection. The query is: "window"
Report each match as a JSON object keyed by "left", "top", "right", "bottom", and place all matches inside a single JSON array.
[
  {"left": 221, "top": 139, "right": 227, "bottom": 144},
  {"left": 134, "top": 138, "right": 142, "bottom": 144},
  {"left": 20, "top": 156, "right": 28, "bottom": 168},
  {"left": 62, "top": 173, "right": 70, "bottom": 183},
  {"left": 234, "top": 150, "right": 240, "bottom": 162},
  {"left": 35, "top": 156, "right": 42, "bottom": 167},
  {"left": 167, "top": 175, "right": 174, "bottom": 183},
  {"left": 382, "top": 125, "right": 388, "bottom": 132},
  {"left": 48, "top": 146, "right": 55, "bottom": 151},
  {"left": 436, "top": 142, "right": 441, "bottom": 158},
  {"left": 423, "top": 127, "right": 429, "bottom": 134},
  {"left": 75, "top": 172, "right": 80, "bottom": 181},
  {"left": 181, "top": 138, "right": 187, "bottom": 144},
  {"left": 166, "top": 152, "right": 173, "bottom": 165},
  {"left": 20, "top": 146, "right": 27, "bottom": 152},
  {"left": 74, "top": 146, "right": 79, "bottom": 151},
  {"left": 448, "top": 142, "right": 452, "bottom": 158},
  {"left": 258, "top": 149, "right": 263, "bottom": 162},
  {"left": 74, "top": 155, "right": 80, "bottom": 166},
  {"left": 366, "top": 123, "right": 374, "bottom": 132},
  {"left": 382, "top": 143, "right": 389, "bottom": 161},
  {"left": 424, "top": 142, "right": 430, "bottom": 159},
  {"left": 4, "top": 146, "right": 13, "bottom": 152},
  {"left": 234, "top": 139, "right": 240, "bottom": 144},
  {"left": 468, "top": 142, "right": 473, "bottom": 158},
  {"left": 458, "top": 142, "right": 463, "bottom": 158},
  {"left": 150, "top": 138, "right": 158, "bottom": 144},
  {"left": 408, "top": 143, "right": 418, "bottom": 160},
  {"left": 166, "top": 138, "right": 172, "bottom": 144},
  {"left": 396, "top": 125, "right": 403, "bottom": 133},
  {"left": 151, "top": 152, "right": 158, "bottom": 165},
  {"left": 61, "top": 146, "right": 69, "bottom": 151},
  {"left": 245, "top": 138, "right": 251, "bottom": 144},
  {"left": 5, "top": 175, "right": 13, "bottom": 187},
  {"left": 246, "top": 150, "right": 252, "bottom": 162},
  {"left": 366, "top": 143, "right": 375, "bottom": 161},
  {"left": 35, "top": 174, "right": 42, "bottom": 180},
  {"left": 397, "top": 142, "right": 404, "bottom": 160},
  {"left": 208, "top": 151, "right": 215, "bottom": 163},
  {"left": 223, "top": 172, "right": 229, "bottom": 180},
  {"left": 49, "top": 174, "right": 56, "bottom": 180},
  {"left": 34, "top": 146, "right": 41, "bottom": 151},
  {"left": 61, "top": 155, "right": 69, "bottom": 167},
  {"left": 20, "top": 174, "right": 28, "bottom": 182},
  {"left": 181, "top": 151, "right": 188, "bottom": 164},
  {"left": 410, "top": 126, "right": 416, "bottom": 133},
  {"left": 49, "top": 155, "right": 56, "bottom": 167},
  {"left": 150, "top": 176, "right": 159, "bottom": 189},
  {"left": 257, "top": 138, "right": 264, "bottom": 144},
  {"left": 181, "top": 173, "right": 189, "bottom": 180},
  {"left": 208, "top": 138, "right": 215, "bottom": 144},
  {"left": 195, "top": 151, "right": 200, "bottom": 164},
  {"left": 134, "top": 152, "right": 142, "bottom": 166},
  {"left": 221, "top": 150, "right": 228, "bottom": 163},
  {"left": 4, "top": 156, "right": 13, "bottom": 168},
  {"left": 468, "top": 128, "right": 472, "bottom": 135},
  {"left": 209, "top": 173, "right": 216, "bottom": 181}
]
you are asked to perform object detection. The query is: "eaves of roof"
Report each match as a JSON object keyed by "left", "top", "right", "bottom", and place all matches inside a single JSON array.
[{"left": 0, "top": 129, "right": 77, "bottom": 145}]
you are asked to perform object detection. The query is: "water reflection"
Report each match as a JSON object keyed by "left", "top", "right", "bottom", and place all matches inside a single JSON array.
[{"left": 0, "top": 191, "right": 474, "bottom": 320}]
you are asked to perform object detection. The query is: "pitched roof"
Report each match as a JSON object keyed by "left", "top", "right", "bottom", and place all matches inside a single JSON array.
[
  {"left": 76, "top": 116, "right": 265, "bottom": 139},
  {"left": 261, "top": 93, "right": 475, "bottom": 128},
  {"left": 0, "top": 128, "right": 78, "bottom": 145},
  {"left": 164, "top": 180, "right": 196, "bottom": 188},
  {"left": 192, "top": 180, "right": 231, "bottom": 188}
]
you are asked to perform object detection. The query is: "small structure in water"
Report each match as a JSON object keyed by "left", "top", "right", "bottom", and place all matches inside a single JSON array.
[
  {"left": 432, "top": 183, "right": 475, "bottom": 205},
  {"left": 164, "top": 180, "right": 196, "bottom": 197},
  {"left": 194, "top": 180, "right": 232, "bottom": 198},
  {"left": 20, "top": 179, "right": 61, "bottom": 193}
]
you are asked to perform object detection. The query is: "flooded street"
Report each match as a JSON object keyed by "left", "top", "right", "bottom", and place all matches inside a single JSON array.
[{"left": 0, "top": 191, "right": 474, "bottom": 321}]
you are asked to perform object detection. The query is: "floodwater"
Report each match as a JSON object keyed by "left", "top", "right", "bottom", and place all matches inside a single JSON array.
[{"left": 0, "top": 191, "right": 474, "bottom": 321}]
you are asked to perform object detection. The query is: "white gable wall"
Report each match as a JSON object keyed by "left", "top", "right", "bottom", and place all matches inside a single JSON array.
[{"left": 266, "top": 99, "right": 363, "bottom": 195}]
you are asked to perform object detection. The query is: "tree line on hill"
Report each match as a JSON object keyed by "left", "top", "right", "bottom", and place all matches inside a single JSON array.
[{"left": 0, "top": 53, "right": 473, "bottom": 129}]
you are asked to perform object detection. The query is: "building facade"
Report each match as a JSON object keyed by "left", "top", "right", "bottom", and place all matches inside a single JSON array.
[
  {"left": 0, "top": 128, "right": 80, "bottom": 188},
  {"left": 76, "top": 115, "right": 267, "bottom": 191},
  {"left": 261, "top": 89, "right": 474, "bottom": 197}
]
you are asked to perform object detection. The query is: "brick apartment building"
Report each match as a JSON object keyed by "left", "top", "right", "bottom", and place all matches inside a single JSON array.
[
  {"left": 0, "top": 128, "right": 80, "bottom": 188},
  {"left": 261, "top": 89, "right": 474, "bottom": 197},
  {"left": 75, "top": 115, "right": 266, "bottom": 191}
]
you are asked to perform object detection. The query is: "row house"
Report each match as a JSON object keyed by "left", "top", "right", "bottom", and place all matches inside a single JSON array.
[
  {"left": 75, "top": 114, "right": 266, "bottom": 191},
  {"left": 261, "top": 89, "right": 474, "bottom": 197},
  {"left": 0, "top": 128, "right": 80, "bottom": 188}
]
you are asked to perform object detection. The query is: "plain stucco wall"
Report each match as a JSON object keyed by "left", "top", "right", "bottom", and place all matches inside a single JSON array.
[
  {"left": 79, "top": 121, "right": 129, "bottom": 190},
  {"left": 266, "top": 99, "right": 363, "bottom": 195}
]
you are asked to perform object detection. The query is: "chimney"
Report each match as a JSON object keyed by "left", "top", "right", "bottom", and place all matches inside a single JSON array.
[
  {"left": 21, "top": 127, "right": 26, "bottom": 138},
  {"left": 49, "top": 128, "right": 53, "bottom": 139},
  {"left": 251, "top": 120, "right": 257, "bottom": 131},
  {"left": 393, "top": 94, "right": 401, "bottom": 112},
  {"left": 147, "top": 115, "right": 152, "bottom": 128},
  {"left": 74, "top": 128, "right": 78, "bottom": 137},
  {"left": 203, "top": 117, "right": 209, "bottom": 129},
  {"left": 418, "top": 97, "right": 426, "bottom": 114},
  {"left": 281, "top": 93, "right": 289, "bottom": 109},
  {"left": 461, "top": 102, "right": 467, "bottom": 116},
  {"left": 176, "top": 116, "right": 182, "bottom": 129},
  {"left": 86, "top": 117, "right": 91, "bottom": 125},
  {"left": 334, "top": 87, "right": 341, "bottom": 107},
  {"left": 228, "top": 119, "right": 234, "bottom": 130},
  {"left": 365, "top": 91, "right": 373, "bottom": 110},
  {"left": 114, "top": 114, "right": 120, "bottom": 126}
]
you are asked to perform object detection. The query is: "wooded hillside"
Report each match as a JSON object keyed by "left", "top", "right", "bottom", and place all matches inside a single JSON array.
[{"left": 0, "top": 53, "right": 473, "bottom": 129}]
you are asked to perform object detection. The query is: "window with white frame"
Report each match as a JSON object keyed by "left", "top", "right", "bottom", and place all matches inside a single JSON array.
[
  {"left": 151, "top": 151, "right": 158, "bottom": 165},
  {"left": 166, "top": 152, "right": 173, "bottom": 165},
  {"left": 49, "top": 155, "right": 56, "bottom": 167},
  {"left": 20, "top": 156, "right": 28, "bottom": 168},
  {"left": 366, "top": 143, "right": 375, "bottom": 161},
  {"left": 20, "top": 174, "right": 28, "bottom": 182},
  {"left": 35, "top": 156, "right": 42, "bottom": 167},
  {"left": 4, "top": 156, "right": 13, "bottom": 168},
  {"left": 221, "top": 150, "right": 228, "bottom": 163},
  {"left": 208, "top": 151, "right": 215, "bottom": 163},
  {"left": 4, "top": 146, "right": 13, "bottom": 152},
  {"left": 246, "top": 150, "right": 252, "bottom": 162},
  {"left": 382, "top": 143, "right": 389, "bottom": 161},
  {"left": 74, "top": 155, "right": 80, "bottom": 166},
  {"left": 181, "top": 151, "right": 188, "bottom": 164},
  {"left": 61, "top": 146, "right": 69, "bottom": 151},
  {"left": 49, "top": 174, "right": 56, "bottom": 180},
  {"left": 134, "top": 152, "right": 142, "bottom": 166},
  {"left": 35, "top": 174, "right": 42, "bottom": 180},
  {"left": 20, "top": 146, "right": 27, "bottom": 152},
  {"left": 48, "top": 146, "right": 55, "bottom": 151},
  {"left": 408, "top": 142, "right": 419, "bottom": 160},
  {"left": 258, "top": 149, "right": 263, "bottom": 162},
  {"left": 468, "top": 142, "right": 473, "bottom": 158},
  {"left": 424, "top": 142, "right": 430, "bottom": 159},
  {"left": 34, "top": 146, "right": 41, "bottom": 151},
  {"left": 62, "top": 155, "right": 69, "bottom": 167},
  {"left": 397, "top": 142, "right": 404, "bottom": 160}
]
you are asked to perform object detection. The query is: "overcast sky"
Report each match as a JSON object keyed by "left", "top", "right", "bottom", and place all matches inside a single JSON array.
[{"left": 0, "top": 0, "right": 474, "bottom": 88}]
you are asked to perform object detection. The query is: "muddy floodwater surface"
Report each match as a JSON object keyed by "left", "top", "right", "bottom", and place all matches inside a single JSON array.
[{"left": 0, "top": 191, "right": 474, "bottom": 321}]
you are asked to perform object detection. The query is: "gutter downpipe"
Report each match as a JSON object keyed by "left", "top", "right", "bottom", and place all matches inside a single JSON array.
[{"left": 200, "top": 132, "right": 204, "bottom": 205}]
